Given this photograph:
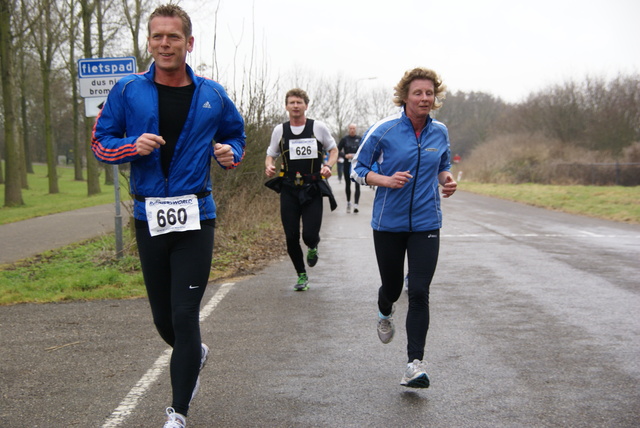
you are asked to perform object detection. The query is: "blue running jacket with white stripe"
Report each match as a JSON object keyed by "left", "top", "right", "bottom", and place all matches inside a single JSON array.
[{"left": 351, "top": 108, "right": 451, "bottom": 232}]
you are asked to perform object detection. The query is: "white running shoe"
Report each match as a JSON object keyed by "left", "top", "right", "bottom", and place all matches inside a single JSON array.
[
  {"left": 163, "top": 407, "right": 186, "bottom": 428},
  {"left": 346, "top": 202, "right": 352, "bottom": 213},
  {"left": 400, "top": 359, "right": 430, "bottom": 388},
  {"left": 190, "top": 343, "right": 209, "bottom": 403},
  {"left": 200, "top": 343, "right": 209, "bottom": 371}
]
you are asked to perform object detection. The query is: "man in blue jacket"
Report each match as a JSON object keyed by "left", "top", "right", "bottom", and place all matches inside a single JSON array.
[{"left": 92, "top": 4, "right": 245, "bottom": 427}]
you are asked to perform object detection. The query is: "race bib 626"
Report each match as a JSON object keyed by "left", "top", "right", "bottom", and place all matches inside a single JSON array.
[{"left": 289, "top": 138, "right": 318, "bottom": 160}]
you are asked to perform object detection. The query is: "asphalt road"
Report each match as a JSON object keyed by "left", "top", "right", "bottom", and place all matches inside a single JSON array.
[
  {"left": 0, "top": 203, "right": 129, "bottom": 265},
  {"left": 1, "top": 181, "right": 639, "bottom": 427}
]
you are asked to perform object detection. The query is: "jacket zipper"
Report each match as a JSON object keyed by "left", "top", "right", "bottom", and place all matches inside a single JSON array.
[{"left": 410, "top": 135, "right": 421, "bottom": 232}]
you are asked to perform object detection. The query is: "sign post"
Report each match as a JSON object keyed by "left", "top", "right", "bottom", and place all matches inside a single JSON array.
[{"left": 78, "top": 57, "right": 137, "bottom": 258}]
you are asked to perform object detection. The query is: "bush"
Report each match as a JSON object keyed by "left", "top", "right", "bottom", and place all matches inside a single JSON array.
[{"left": 461, "top": 134, "right": 640, "bottom": 185}]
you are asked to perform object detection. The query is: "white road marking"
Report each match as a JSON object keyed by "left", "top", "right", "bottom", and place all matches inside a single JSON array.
[
  {"left": 441, "top": 233, "right": 636, "bottom": 238},
  {"left": 101, "top": 282, "right": 234, "bottom": 428}
]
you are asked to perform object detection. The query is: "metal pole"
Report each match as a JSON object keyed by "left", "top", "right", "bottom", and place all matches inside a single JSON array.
[{"left": 113, "top": 164, "right": 123, "bottom": 258}]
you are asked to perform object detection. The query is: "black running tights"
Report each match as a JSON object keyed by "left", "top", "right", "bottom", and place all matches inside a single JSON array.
[
  {"left": 279, "top": 186, "right": 323, "bottom": 274},
  {"left": 136, "top": 223, "right": 214, "bottom": 416},
  {"left": 342, "top": 161, "right": 360, "bottom": 204},
  {"left": 373, "top": 230, "right": 440, "bottom": 362}
]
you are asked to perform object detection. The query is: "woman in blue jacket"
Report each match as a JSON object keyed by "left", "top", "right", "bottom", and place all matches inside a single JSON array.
[
  {"left": 92, "top": 4, "right": 245, "bottom": 427},
  {"left": 351, "top": 67, "right": 457, "bottom": 389}
]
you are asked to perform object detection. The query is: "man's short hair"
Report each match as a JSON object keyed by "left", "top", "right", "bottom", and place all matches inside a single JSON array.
[
  {"left": 285, "top": 88, "right": 310, "bottom": 106},
  {"left": 148, "top": 4, "right": 192, "bottom": 38}
]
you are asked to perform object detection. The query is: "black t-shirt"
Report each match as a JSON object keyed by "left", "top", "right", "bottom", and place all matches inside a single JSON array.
[{"left": 156, "top": 82, "right": 195, "bottom": 177}]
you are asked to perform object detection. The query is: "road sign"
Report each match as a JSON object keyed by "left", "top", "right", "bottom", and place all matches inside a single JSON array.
[
  {"left": 78, "top": 57, "right": 136, "bottom": 98},
  {"left": 84, "top": 97, "right": 107, "bottom": 117},
  {"left": 78, "top": 57, "right": 136, "bottom": 117}
]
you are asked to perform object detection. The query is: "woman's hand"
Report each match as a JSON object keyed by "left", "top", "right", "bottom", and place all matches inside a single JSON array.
[
  {"left": 440, "top": 174, "right": 457, "bottom": 198},
  {"left": 387, "top": 171, "right": 413, "bottom": 189}
]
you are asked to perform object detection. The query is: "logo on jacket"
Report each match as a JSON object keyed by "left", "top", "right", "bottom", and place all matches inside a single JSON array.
[{"left": 202, "top": 101, "right": 212, "bottom": 109}]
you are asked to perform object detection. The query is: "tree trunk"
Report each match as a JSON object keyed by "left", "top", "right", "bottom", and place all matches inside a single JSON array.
[
  {"left": 1, "top": 0, "right": 23, "bottom": 206},
  {"left": 42, "top": 69, "right": 59, "bottom": 194},
  {"left": 19, "top": 54, "right": 33, "bottom": 183},
  {"left": 68, "top": 0, "right": 83, "bottom": 181},
  {"left": 81, "top": 0, "right": 101, "bottom": 195}
]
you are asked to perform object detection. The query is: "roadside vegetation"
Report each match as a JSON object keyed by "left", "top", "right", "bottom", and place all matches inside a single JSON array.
[
  {"left": 0, "top": 159, "right": 286, "bottom": 306},
  {"left": 1, "top": 166, "right": 637, "bottom": 305}
]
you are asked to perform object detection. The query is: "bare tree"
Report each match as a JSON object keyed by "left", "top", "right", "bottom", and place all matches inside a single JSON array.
[
  {"left": 0, "top": 0, "right": 24, "bottom": 205},
  {"left": 56, "top": 0, "right": 85, "bottom": 181},
  {"left": 364, "top": 86, "right": 396, "bottom": 128},
  {"left": 80, "top": 0, "right": 101, "bottom": 195},
  {"left": 437, "top": 91, "right": 507, "bottom": 156},
  {"left": 25, "top": 0, "right": 68, "bottom": 194},
  {"left": 15, "top": 0, "right": 32, "bottom": 186},
  {"left": 121, "top": 0, "right": 152, "bottom": 71}
]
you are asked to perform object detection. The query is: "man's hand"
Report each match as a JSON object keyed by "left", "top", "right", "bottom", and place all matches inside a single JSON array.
[
  {"left": 136, "top": 133, "right": 165, "bottom": 156},
  {"left": 265, "top": 164, "right": 276, "bottom": 177},
  {"left": 214, "top": 143, "right": 234, "bottom": 167}
]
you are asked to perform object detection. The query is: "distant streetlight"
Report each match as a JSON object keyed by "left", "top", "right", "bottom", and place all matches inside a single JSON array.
[{"left": 355, "top": 76, "right": 378, "bottom": 99}]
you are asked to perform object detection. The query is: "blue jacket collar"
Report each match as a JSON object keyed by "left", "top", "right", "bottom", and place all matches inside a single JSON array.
[
  {"left": 145, "top": 62, "right": 198, "bottom": 86},
  {"left": 401, "top": 106, "right": 432, "bottom": 132}
]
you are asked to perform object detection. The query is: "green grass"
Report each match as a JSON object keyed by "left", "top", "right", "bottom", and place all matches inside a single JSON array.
[
  {"left": 0, "top": 163, "right": 129, "bottom": 225},
  {"left": 0, "top": 234, "right": 146, "bottom": 305},
  {"left": 462, "top": 182, "right": 640, "bottom": 224}
]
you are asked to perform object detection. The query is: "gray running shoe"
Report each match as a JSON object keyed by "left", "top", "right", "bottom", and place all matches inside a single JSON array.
[
  {"left": 400, "top": 359, "right": 430, "bottom": 388},
  {"left": 377, "top": 305, "right": 395, "bottom": 344},
  {"left": 346, "top": 202, "right": 352, "bottom": 213}
]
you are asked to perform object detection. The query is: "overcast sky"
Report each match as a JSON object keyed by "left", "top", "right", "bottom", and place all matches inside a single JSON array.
[{"left": 183, "top": 0, "right": 640, "bottom": 103}]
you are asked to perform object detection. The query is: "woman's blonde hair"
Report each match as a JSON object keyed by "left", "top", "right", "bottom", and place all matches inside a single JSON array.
[{"left": 393, "top": 67, "right": 446, "bottom": 110}]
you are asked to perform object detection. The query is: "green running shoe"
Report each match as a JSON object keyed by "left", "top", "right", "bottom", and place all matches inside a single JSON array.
[
  {"left": 294, "top": 273, "right": 309, "bottom": 291},
  {"left": 307, "top": 248, "right": 318, "bottom": 267}
]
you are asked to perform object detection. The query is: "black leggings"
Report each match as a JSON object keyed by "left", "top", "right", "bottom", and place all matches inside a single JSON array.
[
  {"left": 343, "top": 161, "right": 360, "bottom": 204},
  {"left": 136, "top": 222, "right": 214, "bottom": 416},
  {"left": 280, "top": 185, "right": 323, "bottom": 274},
  {"left": 373, "top": 229, "right": 440, "bottom": 362}
]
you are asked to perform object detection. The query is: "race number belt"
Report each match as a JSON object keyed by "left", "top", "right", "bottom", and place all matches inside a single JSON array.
[
  {"left": 144, "top": 195, "right": 201, "bottom": 236},
  {"left": 289, "top": 138, "right": 318, "bottom": 160}
]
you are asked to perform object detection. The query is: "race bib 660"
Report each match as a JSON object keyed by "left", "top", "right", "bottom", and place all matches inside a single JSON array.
[{"left": 145, "top": 195, "right": 201, "bottom": 236}]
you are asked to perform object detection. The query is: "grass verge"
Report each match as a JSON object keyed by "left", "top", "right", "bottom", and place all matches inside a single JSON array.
[
  {"left": 0, "top": 222, "right": 284, "bottom": 306},
  {"left": 0, "top": 164, "right": 129, "bottom": 225},
  {"left": 461, "top": 182, "right": 640, "bottom": 224}
]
